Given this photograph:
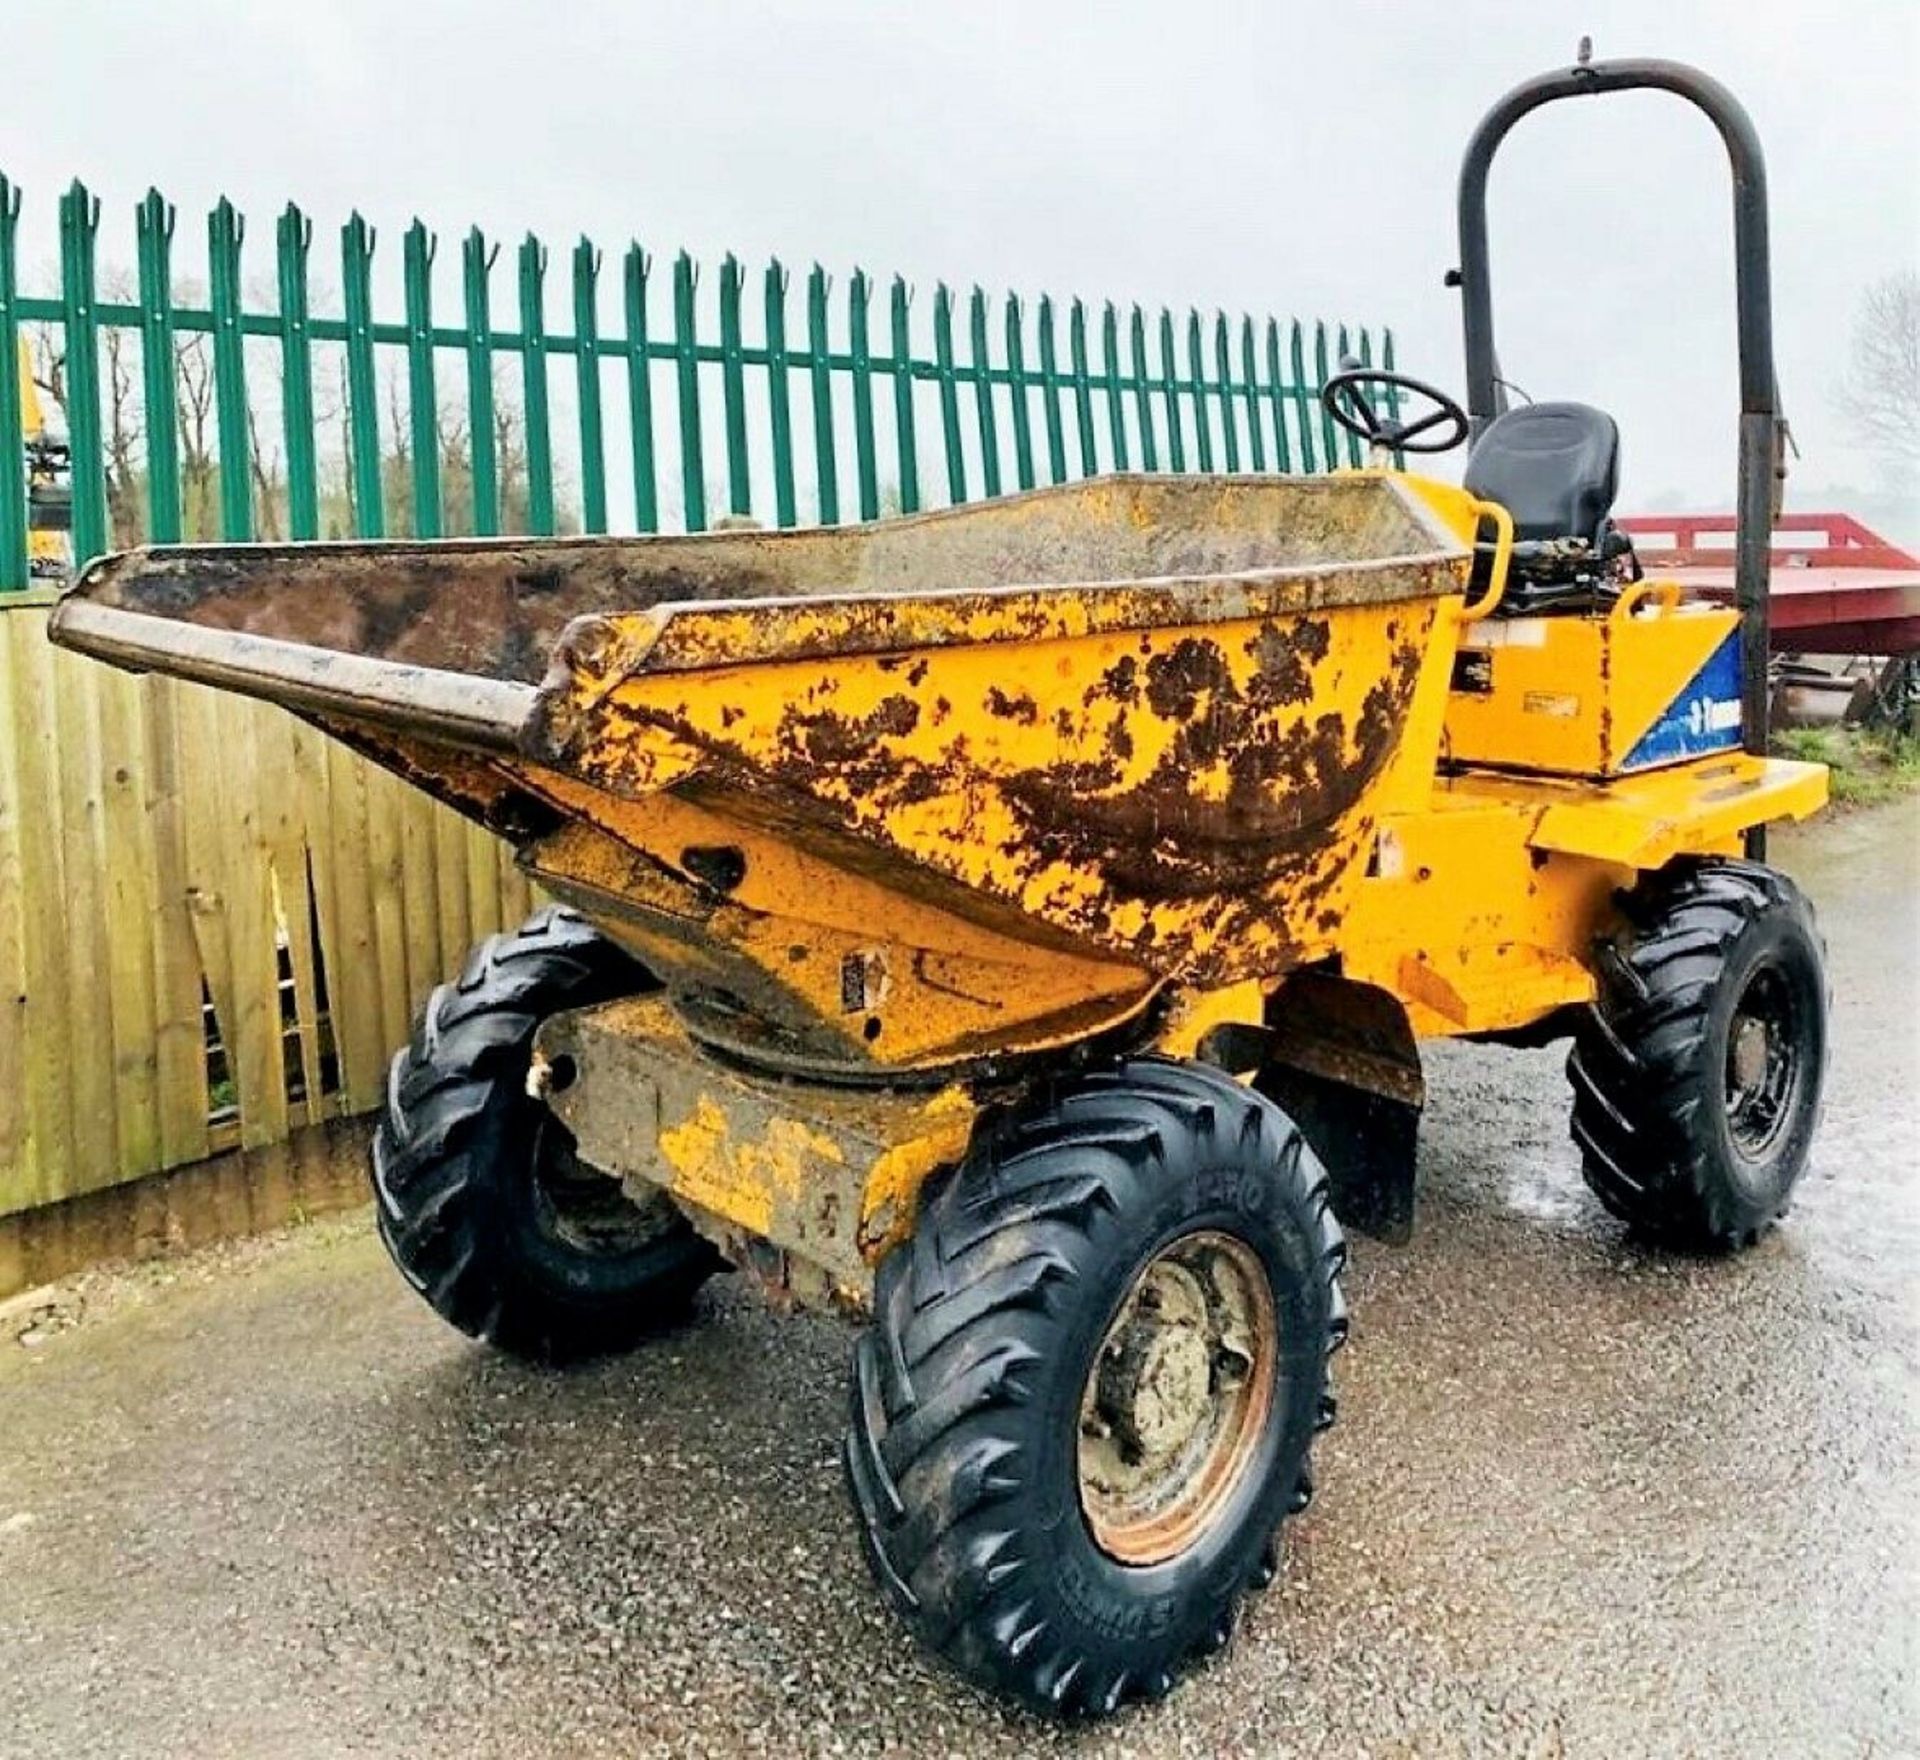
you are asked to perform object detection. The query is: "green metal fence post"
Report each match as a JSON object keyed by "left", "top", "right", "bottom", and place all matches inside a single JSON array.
[
  {"left": 403, "top": 220, "right": 443, "bottom": 537},
  {"left": 932, "top": 283, "right": 965, "bottom": 505},
  {"left": 1212, "top": 312, "right": 1240, "bottom": 472},
  {"left": 276, "top": 205, "right": 319, "bottom": 540},
  {"left": 718, "top": 253, "right": 752, "bottom": 519},
  {"left": 1264, "top": 318, "right": 1293, "bottom": 473},
  {"left": 59, "top": 181, "right": 108, "bottom": 567},
  {"left": 462, "top": 229, "right": 501, "bottom": 536},
  {"left": 849, "top": 269, "right": 880, "bottom": 518},
  {"left": 888, "top": 275, "right": 919, "bottom": 514},
  {"left": 207, "top": 198, "right": 253, "bottom": 541},
  {"left": 517, "top": 235, "right": 554, "bottom": 535},
  {"left": 1067, "top": 299, "right": 1097, "bottom": 476},
  {"left": 1129, "top": 305, "right": 1158, "bottom": 472},
  {"left": 136, "top": 189, "right": 182, "bottom": 543},
  {"left": 805, "top": 264, "right": 837, "bottom": 524},
  {"left": 341, "top": 213, "right": 384, "bottom": 538},
  {"left": 765, "top": 260, "right": 798, "bottom": 526},
  {"left": 1036, "top": 295, "right": 1067, "bottom": 484},
  {"left": 1100, "top": 302, "right": 1129, "bottom": 471},
  {"left": 1185, "top": 309, "right": 1213, "bottom": 472},
  {"left": 1158, "top": 309, "right": 1185, "bottom": 472},
  {"left": 1315, "top": 320, "right": 1340, "bottom": 469},
  {"left": 1289, "top": 320, "right": 1318, "bottom": 473},
  {"left": 1239, "top": 316, "right": 1266, "bottom": 472},
  {"left": 622, "top": 244, "right": 658, "bottom": 533},
  {"left": 571, "top": 237, "right": 607, "bottom": 534},
  {"left": 671, "top": 251, "right": 706, "bottom": 532},
  {"left": 968, "top": 286, "right": 1000, "bottom": 499},
  {"left": 1003, "top": 292, "right": 1035, "bottom": 491},
  {"left": 0, "top": 175, "right": 24, "bottom": 589}
]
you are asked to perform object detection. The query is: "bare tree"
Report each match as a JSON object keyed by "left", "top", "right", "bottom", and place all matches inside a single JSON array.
[
  {"left": 1836, "top": 272, "right": 1920, "bottom": 477},
  {"left": 175, "top": 318, "right": 219, "bottom": 540},
  {"left": 100, "top": 274, "right": 144, "bottom": 547},
  {"left": 248, "top": 402, "right": 285, "bottom": 541}
]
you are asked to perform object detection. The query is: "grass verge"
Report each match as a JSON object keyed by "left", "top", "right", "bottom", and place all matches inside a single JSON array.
[{"left": 1775, "top": 725, "right": 1920, "bottom": 807}]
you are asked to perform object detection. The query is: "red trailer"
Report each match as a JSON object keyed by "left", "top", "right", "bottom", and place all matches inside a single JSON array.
[{"left": 1618, "top": 512, "right": 1920, "bottom": 656}]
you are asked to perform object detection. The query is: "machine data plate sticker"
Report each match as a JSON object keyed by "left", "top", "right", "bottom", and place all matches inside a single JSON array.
[
  {"left": 1622, "top": 630, "right": 1743, "bottom": 769},
  {"left": 1460, "top": 618, "right": 1549, "bottom": 648},
  {"left": 1523, "top": 691, "right": 1581, "bottom": 718}
]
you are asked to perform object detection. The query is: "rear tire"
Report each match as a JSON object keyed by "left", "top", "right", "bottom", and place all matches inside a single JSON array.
[
  {"left": 844, "top": 1057, "right": 1346, "bottom": 1718},
  {"left": 1568, "top": 858, "right": 1828, "bottom": 1250},
  {"left": 371, "top": 906, "right": 721, "bottom": 1361}
]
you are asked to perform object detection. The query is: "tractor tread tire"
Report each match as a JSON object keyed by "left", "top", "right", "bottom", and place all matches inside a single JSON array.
[
  {"left": 846, "top": 1056, "right": 1345, "bottom": 1719},
  {"left": 372, "top": 906, "right": 719, "bottom": 1361},
  {"left": 1568, "top": 858, "right": 1827, "bottom": 1250}
]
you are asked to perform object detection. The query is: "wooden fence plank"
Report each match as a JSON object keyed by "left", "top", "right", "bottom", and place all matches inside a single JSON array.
[
  {"left": 322, "top": 738, "right": 386, "bottom": 1113},
  {"left": 218, "top": 704, "right": 290, "bottom": 1151},
  {"left": 143, "top": 674, "right": 211, "bottom": 1170},
  {"left": 260, "top": 712, "right": 325, "bottom": 1128},
  {"left": 53, "top": 639, "right": 121, "bottom": 1192},
  {"left": 96, "top": 665, "right": 162, "bottom": 1179},
  {"left": 464, "top": 816, "right": 502, "bottom": 955},
  {"left": 499, "top": 840, "right": 533, "bottom": 926},
  {"left": 0, "top": 612, "right": 29, "bottom": 1197},
  {"left": 362, "top": 767, "right": 413, "bottom": 1063},
  {"left": 398, "top": 789, "right": 444, "bottom": 1005},
  {"left": 290, "top": 719, "right": 342, "bottom": 1120},
  {"left": 178, "top": 679, "right": 241, "bottom": 1151},
  {"left": 432, "top": 806, "right": 472, "bottom": 986},
  {"left": 10, "top": 612, "right": 75, "bottom": 1213}
]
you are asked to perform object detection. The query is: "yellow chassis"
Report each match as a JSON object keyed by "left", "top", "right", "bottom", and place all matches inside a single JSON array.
[
  {"left": 527, "top": 472, "right": 1823, "bottom": 1304},
  {"left": 50, "top": 465, "right": 1824, "bottom": 1303}
]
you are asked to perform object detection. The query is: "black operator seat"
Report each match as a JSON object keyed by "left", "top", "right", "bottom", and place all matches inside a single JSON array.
[
  {"left": 1463, "top": 402, "right": 1619, "bottom": 547},
  {"left": 1460, "top": 402, "right": 1630, "bottom": 611}
]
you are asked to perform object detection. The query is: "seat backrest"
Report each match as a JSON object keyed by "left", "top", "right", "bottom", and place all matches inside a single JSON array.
[{"left": 1462, "top": 402, "right": 1619, "bottom": 547}]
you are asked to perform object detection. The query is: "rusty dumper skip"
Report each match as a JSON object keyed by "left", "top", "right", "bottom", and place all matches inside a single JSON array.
[{"left": 51, "top": 57, "right": 1831, "bottom": 1719}]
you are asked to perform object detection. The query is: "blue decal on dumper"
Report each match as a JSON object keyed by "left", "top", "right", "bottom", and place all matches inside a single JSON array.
[{"left": 1621, "top": 630, "right": 1743, "bottom": 770}]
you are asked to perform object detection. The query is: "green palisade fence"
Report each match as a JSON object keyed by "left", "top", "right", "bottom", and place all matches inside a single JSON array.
[{"left": 0, "top": 171, "right": 1398, "bottom": 590}]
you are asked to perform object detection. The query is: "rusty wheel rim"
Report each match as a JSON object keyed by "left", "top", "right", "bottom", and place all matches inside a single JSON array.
[{"left": 1076, "top": 1230, "right": 1277, "bottom": 1567}]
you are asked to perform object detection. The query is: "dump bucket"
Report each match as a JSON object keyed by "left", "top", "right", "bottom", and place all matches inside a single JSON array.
[{"left": 51, "top": 473, "right": 1470, "bottom": 1073}]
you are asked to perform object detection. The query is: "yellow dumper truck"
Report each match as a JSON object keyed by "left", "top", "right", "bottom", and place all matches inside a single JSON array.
[{"left": 51, "top": 55, "right": 1828, "bottom": 1718}]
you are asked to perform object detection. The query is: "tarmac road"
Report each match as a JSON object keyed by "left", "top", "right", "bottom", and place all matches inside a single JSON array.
[{"left": 2, "top": 798, "right": 1915, "bottom": 1759}]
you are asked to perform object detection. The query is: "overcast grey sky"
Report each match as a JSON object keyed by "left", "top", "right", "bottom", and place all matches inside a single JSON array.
[{"left": 8, "top": 0, "right": 1917, "bottom": 516}]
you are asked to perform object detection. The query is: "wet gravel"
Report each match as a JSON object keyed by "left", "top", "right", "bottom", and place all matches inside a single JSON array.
[{"left": 1, "top": 800, "right": 1915, "bottom": 1758}]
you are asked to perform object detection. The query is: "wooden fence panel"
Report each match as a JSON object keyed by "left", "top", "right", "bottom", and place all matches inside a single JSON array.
[{"left": 0, "top": 600, "right": 532, "bottom": 1218}]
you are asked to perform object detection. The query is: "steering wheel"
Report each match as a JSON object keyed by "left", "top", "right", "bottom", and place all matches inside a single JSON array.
[{"left": 1320, "top": 366, "right": 1469, "bottom": 456}]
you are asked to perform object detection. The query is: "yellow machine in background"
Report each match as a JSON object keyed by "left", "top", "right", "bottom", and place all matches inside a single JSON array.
[
  {"left": 50, "top": 51, "right": 1831, "bottom": 1728},
  {"left": 16, "top": 335, "right": 73, "bottom": 582}
]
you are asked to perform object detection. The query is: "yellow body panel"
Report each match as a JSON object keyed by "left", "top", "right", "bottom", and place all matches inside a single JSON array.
[
  {"left": 1443, "top": 598, "right": 1739, "bottom": 775},
  {"left": 549, "top": 593, "right": 1444, "bottom": 987}
]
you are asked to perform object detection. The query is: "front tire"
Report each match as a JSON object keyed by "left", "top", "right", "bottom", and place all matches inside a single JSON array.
[
  {"left": 844, "top": 1057, "right": 1346, "bottom": 1718},
  {"left": 371, "top": 907, "right": 722, "bottom": 1361},
  {"left": 1568, "top": 858, "right": 1828, "bottom": 1250}
]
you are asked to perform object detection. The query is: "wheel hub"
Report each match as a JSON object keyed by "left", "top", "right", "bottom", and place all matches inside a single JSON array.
[
  {"left": 1730, "top": 1014, "right": 1770, "bottom": 1092},
  {"left": 1097, "top": 1300, "right": 1216, "bottom": 1460},
  {"left": 1723, "top": 962, "right": 1802, "bottom": 1161},
  {"left": 1077, "top": 1231, "right": 1276, "bottom": 1566}
]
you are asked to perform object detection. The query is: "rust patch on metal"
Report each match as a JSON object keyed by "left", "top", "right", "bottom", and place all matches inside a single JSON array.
[
  {"left": 1002, "top": 632, "right": 1421, "bottom": 905},
  {"left": 794, "top": 692, "right": 922, "bottom": 765},
  {"left": 985, "top": 685, "right": 1040, "bottom": 724}
]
